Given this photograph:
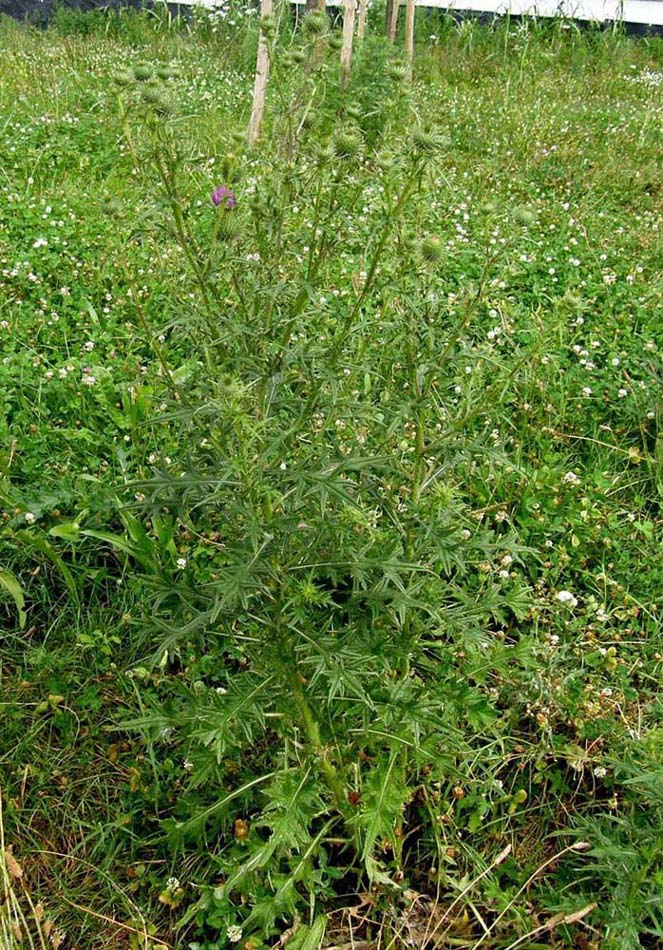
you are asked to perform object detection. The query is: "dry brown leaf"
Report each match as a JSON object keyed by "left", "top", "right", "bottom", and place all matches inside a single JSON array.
[{"left": 4, "top": 848, "right": 23, "bottom": 881}]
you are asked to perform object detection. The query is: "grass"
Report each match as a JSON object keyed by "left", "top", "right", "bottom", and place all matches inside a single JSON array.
[{"left": 0, "top": 6, "right": 662, "bottom": 949}]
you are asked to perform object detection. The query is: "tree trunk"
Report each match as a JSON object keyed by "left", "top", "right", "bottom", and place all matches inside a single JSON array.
[
  {"left": 248, "top": 0, "right": 273, "bottom": 147},
  {"left": 404, "top": 0, "right": 415, "bottom": 76},
  {"left": 340, "top": 0, "right": 356, "bottom": 89},
  {"left": 357, "top": 0, "right": 367, "bottom": 41},
  {"left": 385, "top": 0, "right": 393, "bottom": 36},
  {"left": 388, "top": 0, "right": 399, "bottom": 42}
]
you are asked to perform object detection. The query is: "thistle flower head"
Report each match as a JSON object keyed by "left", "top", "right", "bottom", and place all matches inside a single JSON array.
[{"left": 211, "top": 185, "right": 236, "bottom": 210}]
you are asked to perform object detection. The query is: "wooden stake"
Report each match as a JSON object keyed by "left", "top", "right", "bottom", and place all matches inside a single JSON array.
[
  {"left": 388, "top": 0, "right": 399, "bottom": 42},
  {"left": 357, "top": 0, "right": 367, "bottom": 41},
  {"left": 248, "top": 0, "right": 273, "bottom": 147},
  {"left": 404, "top": 0, "right": 415, "bottom": 75},
  {"left": 340, "top": 0, "right": 356, "bottom": 89}
]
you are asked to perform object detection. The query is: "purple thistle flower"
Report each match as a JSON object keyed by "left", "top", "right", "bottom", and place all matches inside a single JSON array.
[{"left": 211, "top": 184, "right": 236, "bottom": 210}]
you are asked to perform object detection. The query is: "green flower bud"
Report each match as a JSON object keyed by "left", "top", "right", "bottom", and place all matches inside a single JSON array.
[
  {"left": 514, "top": 207, "right": 537, "bottom": 227},
  {"left": 133, "top": 64, "right": 153, "bottom": 82},
  {"left": 411, "top": 127, "right": 439, "bottom": 154},
  {"left": 112, "top": 70, "right": 135, "bottom": 86},
  {"left": 386, "top": 62, "right": 407, "bottom": 81},
  {"left": 421, "top": 235, "right": 443, "bottom": 262},
  {"left": 303, "top": 10, "right": 329, "bottom": 36},
  {"left": 332, "top": 129, "right": 361, "bottom": 160}
]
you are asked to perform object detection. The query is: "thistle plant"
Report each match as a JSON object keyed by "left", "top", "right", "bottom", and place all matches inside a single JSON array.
[{"left": 111, "top": 58, "right": 533, "bottom": 944}]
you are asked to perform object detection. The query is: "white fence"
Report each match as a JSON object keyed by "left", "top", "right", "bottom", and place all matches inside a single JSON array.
[{"left": 183, "top": 0, "right": 663, "bottom": 26}]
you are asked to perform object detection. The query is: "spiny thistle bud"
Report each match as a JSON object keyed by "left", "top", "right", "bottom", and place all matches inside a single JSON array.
[
  {"left": 345, "top": 103, "right": 362, "bottom": 121},
  {"left": 290, "top": 48, "right": 307, "bottom": 65},
  {"left": 133, "top": 64, "right": 153, "bottom": 82},
  {"left": 260, "top": 14, "right": 276, "bottom": 36},
  {"left": 421, "top": 235, "right": 443, "bottom": 262},
  {"left": 328, "top": 32, "right": 343, "bottom": 50},
  {"left": 386, "top": 62, "right": 407, "bottom": 81},
  {"left": 112, "top": 70, "right": 135, "bottom": 86},
  {"left": 332, "top": 129, "right": 361, "bottom": 160},
  {"left": 141, "top": 89, "right": 174, "bottom": 117},
  {"left": 411, "top": 127, "right": 439, "bottom": 154},
  {"left": 215, "top": 213, "right": 240, "bottom": 242},
  {"left": 514, "top": 207, "right": 536, "bottom": 227},
  {"left": 303, "top": 10, "right": 328, "bottom": 36},
  {"left": 156, "top": 67, "right": 174, "bottom": 81},
  {"left": 101, "top": 197, "right": 122, "bottom": 217}
]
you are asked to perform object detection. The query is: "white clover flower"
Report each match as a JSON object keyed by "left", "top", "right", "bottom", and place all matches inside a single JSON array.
[
  {"left": 166, "top": 877, "right": 181, "bottom": 892},
  {"left": 83, "top": 340, "right": 95, "bottom": 352},
  {"left": 82, "top": 375, "right": 97, "bottom": 387},
  {"left": 176, "top": 557, "right": 187, "bottom": 570},
  {"left": 618, "top": 388, "right": 628, "bottom": 398},
  {"left": 593, "top": 766, "right": 607, "bottom": 779},
  {"left": 581, "top": 387, "right": 592, "bottom": 397},
  {"left": 562, "top": 472, "right": 580, "bottom": 486},
  {"left": 25, "top": 512, "right": 36, "bottom": 524},
  {"left": 556, "top": 590, "right": 578, "bottom": 608},
  {"left": 227, "top": 926, "right": 243, "bottom": 944}
]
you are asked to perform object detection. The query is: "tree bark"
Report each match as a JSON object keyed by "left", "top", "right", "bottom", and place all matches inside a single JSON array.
[
  {"left": 340, "top": 0, "right": 356, "bottom": 89},
  {"left": 248, "top": 0, "right": 273, "bottom": 147},
  {"left": 404, "top": 0, "right": 415, "bottom": 75},
  {"left": 357, "top": 0, "right": 367, "bottom": 41},
  {"left": 388, "top": 0, "right": 399, "bottom": 42}
]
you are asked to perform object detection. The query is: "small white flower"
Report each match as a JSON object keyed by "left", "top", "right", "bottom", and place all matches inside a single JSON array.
[
  {"left": 556, "top": 590, "right": 578, "bottom": 608},
  {"left": 227, "top": 926, "right": 243, "bottom": 944},
  {"left": 593, "top": 766, "right": 607, "bottom": 779},
  {"left": 182, "top": 759, "right": 194, "bottom": 771},
  {"left": 166, "top": 877, "right": 181, "bottom": 892},
  {"left": 32, "top": 237, "right": 48, "bottom": 249},
  {"left": 562, "top": 471, "right": 581, "bottom": 486},
  {"left": 83, "top": 340, "right": 95, "bottom": 352},
  {"left": 618, "top": 388, "right": 628, "bottom": 398},
  {"left": 581, "top": 387, "right": 593, "bottom": 397},
  {"left": 82, "top": 374, "right": 97, "bottom": 386},
  {"left": 25, "top": 512, "right": 36, "bottom": 524},
  {"left": 176, "top": 557, "right": 187, "bottom": 570}
]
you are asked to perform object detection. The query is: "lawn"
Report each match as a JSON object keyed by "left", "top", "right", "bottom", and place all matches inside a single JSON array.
[{"left": 0, "top": 7, "right": 662, "bottom": 949}]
